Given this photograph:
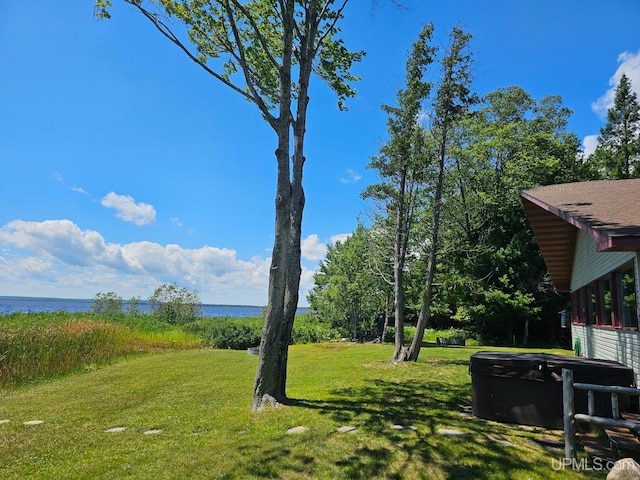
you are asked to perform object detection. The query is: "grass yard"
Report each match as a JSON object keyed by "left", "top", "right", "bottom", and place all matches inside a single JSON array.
[{"left": 0, "top": 343, "right": 600, "bottom": 479}]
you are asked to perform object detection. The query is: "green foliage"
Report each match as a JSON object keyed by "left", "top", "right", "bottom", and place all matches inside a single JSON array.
[
  {"left": 128, "top": 296, "right": 141, "bottom": 316},
  {"left": 185, "top": 314, "right": 340, "bottom": 350},
  {"left": 591, "top": 73, "right": 640, "bottom": 179},
  {"left": 91, "top": 291, "right": 123, "bottom": 317},
  {"left": 291, "top": 314, "right": 341, "bottom": 344},
  {"left": 454, "top": 286, "right": 539, "bottom": 343},
  {"left": 148, "top": 283, "right": 203, "bottom": 325},
  {"left": 383, "top": 326, "right": 416, "bottom": 344},
  {"left": 422, "top": 327, "right": 469, "bottom": 341},
  {"left": 96, "top": 1, "right": 364, "bottom": 114},
  {"left": 307, "top": 225, "right": 389, "bottom": 339},
  {"left": 325, "top": 82, "right": 587, "bottom": 345},
  {"left": 208, "top": 317, "right": 263, "bottom": 350}
]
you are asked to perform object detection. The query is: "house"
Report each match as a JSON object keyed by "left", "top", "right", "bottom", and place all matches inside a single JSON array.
[{"left": 520, "top": 179, "right": 640, "bottom": 385}]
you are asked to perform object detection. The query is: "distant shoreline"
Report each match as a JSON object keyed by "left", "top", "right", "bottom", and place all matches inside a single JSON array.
[
  {"left": 0, "top": 296, "right": 307, "bottom": 317},
  {"left": 0, "top": 295, "right": 263, "bottom": 309}
]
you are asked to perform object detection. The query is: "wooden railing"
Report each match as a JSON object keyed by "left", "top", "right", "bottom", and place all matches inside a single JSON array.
[{"left": 563, "top": 368, "right": 640, "bottom": 460}]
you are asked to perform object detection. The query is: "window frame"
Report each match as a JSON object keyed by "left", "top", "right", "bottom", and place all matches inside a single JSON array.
[{"left": 570, "top": 261, "right": 638, "bottom": 331}]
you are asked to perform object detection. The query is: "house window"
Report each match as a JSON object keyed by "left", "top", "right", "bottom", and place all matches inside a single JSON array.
[
  {"left": 618, "top": 264, "right": 637, "bottom": 329},
  {"left": 570, "top": 262, "right": 638, "bottom": 330},
  {"left": 599, "top": 276, "right": 613, "bottom": 326},
  {"left": 587, "top": 284, "right": 597, "bottom": 325}
]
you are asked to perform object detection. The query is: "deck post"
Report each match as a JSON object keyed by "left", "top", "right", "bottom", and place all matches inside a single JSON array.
[
  {"left": 563, "top": 368, "right": 577, "bottom": 461},
  {"left": 611, "top": 392, "right": 619, "bottom": 420}
]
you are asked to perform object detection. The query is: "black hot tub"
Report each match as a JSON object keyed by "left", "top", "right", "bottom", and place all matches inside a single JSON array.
[{"left": 469, "top": 352, "right": 635, "bottom": 429}]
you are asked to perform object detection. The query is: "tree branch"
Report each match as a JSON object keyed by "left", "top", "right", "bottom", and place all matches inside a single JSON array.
[
  {"left": 124, "top": 0, "right": 277, "bottom": 127},
  {"left": 220, "top": 0, "right": 279, "bottom": 125},
  {"left": 228, "top": 0, "right": 281, "bottom": 71}
]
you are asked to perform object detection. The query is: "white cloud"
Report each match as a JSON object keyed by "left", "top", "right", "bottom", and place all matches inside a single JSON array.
[
  {"left": 101, "top": 192, "right": 156, "bottom": 226},
  {"left": 340, "top": 169, "right": 362, "bottom": 184},
  {"left": 301, "top": 234, "right": 327, "bottom": 261},
  {"left": 592, "top": 50, "right": 640, "bottom": 118},
  {"left": 301, "top": 232, "right": 352, "bottom": 261},
  {"left": 0, "top": 220, "right": 339, "bottom": 306},
  {"left": 0, "top": 219, "right": 274, "bottom": 305},
  {"left": 170, "top": 217, "right": 183, "bottom": 228},
  {"left": 71, "top": 186, "right": 89, "bottom": 195},
  {"left": 330, "top": 233, "right": 351, "bottom": 245},
  {"left": 582, "top": 134, "right": 599, "bottom": 157}
]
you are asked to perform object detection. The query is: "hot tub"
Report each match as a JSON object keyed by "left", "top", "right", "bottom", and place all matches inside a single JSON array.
[{"left": 469, "top": 352, "right": 635, "bottom": 429}]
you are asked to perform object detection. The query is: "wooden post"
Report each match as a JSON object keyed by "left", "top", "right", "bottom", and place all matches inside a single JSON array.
[
  {"left": 563, "top": 368, "right": 577, "bottom": 461},
  {"left": 611, "top": 392, "right": 619, "bottom": 420}
]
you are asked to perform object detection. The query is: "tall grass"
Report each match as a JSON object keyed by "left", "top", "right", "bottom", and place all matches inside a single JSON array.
[{"left": 0, "top": 313, "right": 201, "bottom": 390}]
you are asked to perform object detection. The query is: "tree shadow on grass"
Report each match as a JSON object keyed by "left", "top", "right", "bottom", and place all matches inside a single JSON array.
[
  {"left": 233, "top": 355, "right": 579, "bottom": 479},
  {"left": 281, "top": 373, "right": 568, "bottom": 479}
]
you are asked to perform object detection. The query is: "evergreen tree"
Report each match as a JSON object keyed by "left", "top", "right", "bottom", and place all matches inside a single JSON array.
[{"left": 593, "top": 74, "right": 640, "bottom": 179}]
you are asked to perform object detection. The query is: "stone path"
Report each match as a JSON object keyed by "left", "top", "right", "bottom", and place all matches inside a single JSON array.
[{"left": 0, "top": 409, "right": 562, "bottom": 452}]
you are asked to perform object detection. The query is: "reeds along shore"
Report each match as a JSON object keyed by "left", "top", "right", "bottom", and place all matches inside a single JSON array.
[{"left": 0, "top": 312, "right": 200, "bottom": 390}]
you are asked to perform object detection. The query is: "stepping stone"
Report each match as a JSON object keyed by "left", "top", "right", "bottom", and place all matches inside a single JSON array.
[
  {"left": 23, "top": 420, "right": 44, "bottom": 426},
  {"left": 438, "top": 428, "right": 467, "bottom": 437},
  {"left": 390, "top": 424, "right": 417, "bottom": 431},
  {"left": 286, "top": 426, "right": 308, "bottom": 434},
  {"left": 143, "top": 429, "right": 163, "bottom": 435},
  {"left": 337, "top": 426, "right": 357, "bottom": 433},
  {"left": 105, "top": 427, "right": 127, "bottom": 433},
  {"left": 0, "top": 420, "right": 10, "bottom": 424},
  {"left": 486, "top": 435, "right": 514, "bottom": 446}
]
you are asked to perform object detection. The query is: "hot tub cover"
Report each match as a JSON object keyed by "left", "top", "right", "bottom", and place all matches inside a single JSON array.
[{"left": 469, "top": 352, "right": 635, "bottom": 385}]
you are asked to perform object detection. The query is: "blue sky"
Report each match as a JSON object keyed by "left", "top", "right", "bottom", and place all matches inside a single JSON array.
[{"left": 1, "top": 1, "right": 639, "bottom": 306}]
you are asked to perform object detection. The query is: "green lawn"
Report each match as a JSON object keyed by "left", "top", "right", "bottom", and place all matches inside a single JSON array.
[{"left": 0, "top": 343, "right": 600, "bottom": 479}]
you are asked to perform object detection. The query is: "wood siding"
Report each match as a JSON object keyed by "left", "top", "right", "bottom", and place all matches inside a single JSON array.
[
  {"left": 572, "top": 324, "right": 640, "bottom": 386},
  {"left": 571, "top": 229, "right": 635, "bottom": 291}
]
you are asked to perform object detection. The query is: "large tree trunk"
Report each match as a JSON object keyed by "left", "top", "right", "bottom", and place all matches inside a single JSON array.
[
  {"left": 253, "top": 2, "right": 314, "bottom": 407},
  {"left": 252, "top": 1, "right": 295, "bottom": 411},
  {"left": 252, "top": 141, "right": 293, "bottom": 411}
]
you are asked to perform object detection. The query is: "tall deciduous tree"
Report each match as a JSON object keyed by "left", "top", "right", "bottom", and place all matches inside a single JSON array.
[
  {"left": 95, "top": 0, "right": 363, "bottom": 410},
  {"left": 440, "top": 87, "right": 587, "bottom": 343},
  {"left": 307, "top": 224, "right": 390, "bottom": 339},
  {"left": 362, "top": 23, "right": 435, "bottom": 362},
  {"left": 593, "top": 74, "right": 640, "bottom": 179}
]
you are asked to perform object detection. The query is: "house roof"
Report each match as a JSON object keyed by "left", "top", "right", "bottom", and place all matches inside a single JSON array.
[{"left": 520, "top": 179, "right": 640, "bottom": 292}]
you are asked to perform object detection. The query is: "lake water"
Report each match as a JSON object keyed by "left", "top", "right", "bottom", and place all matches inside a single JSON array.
[{"left": 0, "top": 296, "right": 306, "bottom": 318}]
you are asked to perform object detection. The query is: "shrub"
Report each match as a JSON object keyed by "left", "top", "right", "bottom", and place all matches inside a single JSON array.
[
  {"left": 127, "top": 296, "right": 141, "bottom": 316},
  {"left": 292, "top": 315, "right": 340, "bottom": 344},
  {"left": 148, "top": 283, "right": 203, "bottom": 325},
  {"left": 186, "top": 315, "right": 341, "bottom": 350},
  {"left": 383, "top": 326, "right": 416, "bottom": 344},
  {"left": 91, "top": 292, "right": 123, "bottom": 317}
]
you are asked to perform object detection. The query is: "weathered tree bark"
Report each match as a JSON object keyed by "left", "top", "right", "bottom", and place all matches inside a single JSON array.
[
  {"left": 251, "top": 0, "right": 295, "bottom": 411},
  {"left": 253, "top": 0, "right": 315, "bottom": 408}
]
